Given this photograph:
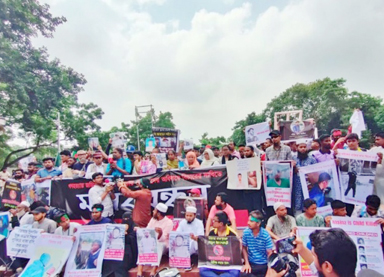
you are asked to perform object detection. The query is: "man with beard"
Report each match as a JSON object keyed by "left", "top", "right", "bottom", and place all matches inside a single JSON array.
[
  {"left": 238, "top": 144, "right": 246, "bottom": 159},
  {"left": 26, "top": 162, "right": 38, "bottom": 180},
  {"left": 176, "top": 206, "right": 204, "bottom": 256},
  {"left": 311, "top": 135, "right": 336, "bottom": 163},
  {"left": 266, "top": 202, "right": 296, "bottom": 240},
  {"left": 265, "top": 130, "right": 292, "bottom": 161},
  {"left": 13, "top": 169, "right": 25, "bottom": 181},
  {"left": 293, "top": 139, "right": 317, "bottom": 213},
  {"left": 137, "top": 203, "right": 173, "bottom": 277},
  {"left": 73, "top": 150, "right": 92, "bottom": 177},
  {"left": 266, "top": 169, "right": 290, "bottom": 188},
  {"left": 309, "top": 172, "right": 333, "bottom": 207},
  {"left": 229, "top": 141, "right": 241, "bottom": 159},
  {"left": 9, "top": 201, "right": 34, "bottom": 227},
  {"left": 260, "top": 138, "right": 272, "bottom": 161},
  {"left": 35, "top": 157, "right": 62, "bottom": 183},
  {"left": 205, "top": 192, "right": 237, "bottom": 236}
]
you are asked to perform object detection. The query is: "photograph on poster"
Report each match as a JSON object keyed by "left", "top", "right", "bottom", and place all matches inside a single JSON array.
[
  {"left": 265, "top": 164, "right": 291, "bottom": 189},
  {"left": 74, "top": 232, "right": 104, "bottom": 270}
]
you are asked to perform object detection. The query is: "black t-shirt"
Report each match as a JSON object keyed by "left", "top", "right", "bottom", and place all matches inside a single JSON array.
[{"left": 73, "top": 161, "right": 92, "bottom": 171}]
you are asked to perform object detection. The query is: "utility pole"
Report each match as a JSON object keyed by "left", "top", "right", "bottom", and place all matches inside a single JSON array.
[
  {"left": 135, "top": 105, "right": 155, "bottom": 151},
  {"left": 54, "top": 112, "right": 61, "bottom": 153}
]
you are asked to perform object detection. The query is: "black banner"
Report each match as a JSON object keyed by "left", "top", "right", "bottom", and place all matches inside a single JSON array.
[
  {"left": 198, "top": 236, "right": 242, "bottom": 270},
  {"left": 279, "top": 120, "right": 315, "bottom": 141},
  {"left": 1, "top": 179, "right": 22, "bottom": 209},
  {"left": 50, "top": 167, "right": 250, "bottom": 222},
  {"left": 152, "top": 127, "right": 179, "bottom": 153}
]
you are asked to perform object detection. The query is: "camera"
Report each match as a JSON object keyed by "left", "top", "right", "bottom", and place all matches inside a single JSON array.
[
  {"left": 268, "top": 252, "right": 299, "bottom": 277},
  {"left": 276, "top": 236, "right": 296, "bottom": 254}
]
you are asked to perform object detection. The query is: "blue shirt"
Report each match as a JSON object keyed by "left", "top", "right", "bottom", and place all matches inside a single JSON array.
[
  {"left": 87, "top": 217, "right": 113, "bottom": 225},
  {"left": 37, "top": 168, "right": 62, "bottom": 178},
  {"left": 106, "top": 158, "right": 132, "bottom": 177},
  {"left": 242, "top": 227, "right": 273, "bottom": 265}
]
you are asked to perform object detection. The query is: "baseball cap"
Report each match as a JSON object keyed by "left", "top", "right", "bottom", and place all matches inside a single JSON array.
[
  {"left": 269, "top": 130, "right": 281, "bottom": 137},
  {"left": 189, "top": 188, "right": 201, "bottom": 196},
  {"left": 30, "top": 207, "right": 47, "bottom": 214}
]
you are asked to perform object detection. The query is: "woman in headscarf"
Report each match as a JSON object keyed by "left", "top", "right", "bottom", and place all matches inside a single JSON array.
[
  {"left": 166, "top": 150, "right": 179, "bottom": 170},
  {"left": 185, "top": 151, "right": 200, "bottom": 169},
  {"left": 200, "top": 148, "right": 220, "bottom": 168}
]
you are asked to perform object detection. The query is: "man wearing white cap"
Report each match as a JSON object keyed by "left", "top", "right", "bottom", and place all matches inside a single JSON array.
[
  {"left": 266, "top": 202, "right": 297, "bottom": 240},
  {"left": 9, "top": 201, "right": 34, "bottom": 227},
  {"left": 176, "top": 206, "right": 204, "bottom": 256},
  {"left": 137, "top": 202, "right": 173, "bottom": 277}
]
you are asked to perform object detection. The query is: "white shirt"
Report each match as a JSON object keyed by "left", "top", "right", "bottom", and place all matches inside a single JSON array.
[
  {"left": 19, "top": 213, "right": 34, "bottom": 226},
  {"left": 55, "top": 222, "right": 82, "bottom": 236},
  {"left": 88, "top": 185, "right": 114, "bottom": 217},
  {"left": 176, "top": 218, "right": 204, "bottom": 236},
  {"left": 85, "top": 164, "right": 106, "bottom": 179},
  {"left": 141, "top": 236, "right": 156, "bottom": 253}
]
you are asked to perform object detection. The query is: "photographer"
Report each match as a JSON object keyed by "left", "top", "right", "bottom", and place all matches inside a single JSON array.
[
  {"left": 88, "top": 173, "right": 115, "bottom": 220},
  {"left": 267, "top": 228, "right": 357, "bottom": 277}
]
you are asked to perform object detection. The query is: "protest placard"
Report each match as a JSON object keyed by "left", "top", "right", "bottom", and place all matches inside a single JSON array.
[
  {"left": 137, "top": 228, "right": 158, "bottom": 266},
  {"left": 336, "top": 150, "right": 378, "bottom": 206},
  {"left": 227, "top": 157, "right": 262, "bottom": 190},
  {"left": 279, "top": 120, "right": 315, "bottom": 142},
  {"left": 155, "top": 153, "right": 167, "bottom": 169},
  {"left": 7, "top": 227, "right": 42, "bottom": 258},
  {"left": 145, "top": 137, "right": 156, "bottom": 152},
  {"left": 65, "top": 225, "right": 107, "bottom": 277},
  {"left": 20, "top": 233, "right": 74, "bottom": 277},
  {"left": 169, "top": 232, "right": 191, "bottom": 268},
  {"left": 88, "top": 137, "right": 99, "bottom": 150},
  {"left": 0, "top": 212, "right": 10, "bottom": 241},
  {"left": 331, "top": 217, "right": 384, "bottom": 274},
  {"left": 1, "top": 179, "right": 21, "bottom": 209},
  {"left": 299, "top": 160, "right": 340, "bottom": 215},
  {"left": 110, "top": 132, "right": 126, "bottom": 149},
  {"left": 296, "top": 227, "right": 329, "bottom": 277},
  {"left": 183, "top": 139, "right": 193, "bottom": 151},
  {"left": 104, "top": 224, "right": 125, "bottom": 261},
  {"left": 152, "top": 127, "right": 180, "bottom": 153},
  {"left": 198, "top": 236, "right": 242, "bottom": 270},
  {"left": 245, "top": 122, "right": 270, "bottom": 146},
  {"left": 173, "top": 197, "right": 205, "bottom": 222},
  {"left": 21, "top": 179, "right": 51, "bottom": 205},
  {"left": 263, "top": 162, "right": 293, "bottom": 207}
]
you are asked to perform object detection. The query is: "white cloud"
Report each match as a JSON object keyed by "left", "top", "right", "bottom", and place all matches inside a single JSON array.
[{"left": 35, "top": 0, "right": 384, "bottom": 143}]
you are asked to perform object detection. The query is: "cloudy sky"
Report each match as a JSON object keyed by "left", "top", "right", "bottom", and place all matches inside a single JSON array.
[{"left": 34, "top": 0, "right": 384, "bottom": 142}]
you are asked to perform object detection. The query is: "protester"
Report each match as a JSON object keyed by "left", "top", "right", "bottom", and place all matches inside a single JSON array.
[
  {"left": 117, "top": 180, "right": 152, "bottom": 228},
  {"left": 87, "top": 204, "right": 113, "bottom": 225},
  {"left": 85, "top": 152, "right": 107, "bottom": 178},
  {"left": 106, "top": 148, "right": 132, "bottom": 177},
  {"left": 59, "top": 150, "right": 72, "bottom": 172},
  {"left": 266, "top": 202, "right": 297, "bottom": 240},
  {"left": 220, "top": 145, "right": 237, "bottom": 164},
  {"left": 132, "top": 151, "right": 144, "bottom": 174},
  {"left": 371, "top": 132, "right": 384, "bottom": 205},
  {"left": 206, "top": 192, "right": 237, "bottom": 236},
  {"left": 352, "top": 195, "right": 384, "bottom": 222},
  {"left": 228, "top": 141, "right": 241, "bottom": 159},
  {"left": 35, "top": 157, "right": 62, "bottom": 183},
  {"left": 166, "top": 150, "right": 179, "bottom": 169},
  {"left": 212, "top": 146, "right": 221, "bottom": 159},
  {"left": 293, "top": 139, "right": 317, "bottom": 213},
  {"left": 13, "top": 169, "right": 25, "bottom": 181},
  {"left": 26, "top": 162, "right": 38, "bottom": 180},
  {"left": 121, "top": 211, "right": 138, "bottom": 272},
  {"left": 265, "top": 130, "right": 292, "bottom": 161},
  {"left": 9, "top": 201, "right": 34, "bottom": 227},
  {"left": 330, "top": 129, "right": 343, "bottom": 149},
  {"left": 88, "top": 173, "right": 115, "bottom": 219},
  {"left": 296, "top": 199, "right": 325, "bottom": 227},
  {"left": 243, "top": 145, "right": 263, "bottom": 212},
  {"left": 238, "top": 144, "right": 246, "bottom": 159},
  {"left": 73, "top": 150, "right": 92, "bottom": 176},
  {"left": 0, "top": 167, "right": 10, "bottom": 188},
  {"left": 62, "top": 157, "right": 76, "bottom": 178},
  {"left": 345, "top": 133, "right": 366, "bottom": 151},
  {"left": 310, "top": 139, "right": 320, "bottom": 151},
  {"left": 200, "top": 148, "right": 220, "bottom": 168},
  {"left": 241, "top": 210, "right": 273, "bottom": 277},
  {"left": 185, "top": 151, "right": 200, "bottom": 169},
  {"left": 54, "top": 213, "right": 81, "bottom": 236},
  {"left": 200, "top": 211, "right": 240, "bottom": 277},
  {"left": 137, "top": 203, "right": 173, "bottom": 277},
  {"left": 312, "top": 134, "right": 336, "bottom": 163},
  {"left": 325, "top": 200, "right": 347, "bottom": 227},
  {"left": 176, "top": 206, "right": 204, "bottom": 259},
  {"left": 31, "top": 206, "right": 57, "bottom": 234}
]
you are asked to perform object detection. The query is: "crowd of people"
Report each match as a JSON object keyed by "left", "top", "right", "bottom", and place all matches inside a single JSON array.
[{"left": 0, "top": 129, "right": 384, "bottom": 277}]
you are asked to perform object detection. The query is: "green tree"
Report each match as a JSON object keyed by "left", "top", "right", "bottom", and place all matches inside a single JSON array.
[
  {"left": 199, "top": 133, "right": 227, "bottom": 147},
  {"left": 0, "top": 0, "right": 103, "bottom": 169}
]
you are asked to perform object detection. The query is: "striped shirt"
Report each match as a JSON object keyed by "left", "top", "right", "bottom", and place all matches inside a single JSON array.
[
  {"left": 242, "top": 227, "right": 273, "bottom": 265},
  {"left": 265, "top": 145, "right": 293, "bottom": 161}
]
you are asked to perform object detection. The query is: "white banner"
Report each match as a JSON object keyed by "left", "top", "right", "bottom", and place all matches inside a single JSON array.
[
  {"left": 169, "top": 232, "right": 191, "bottom": 268},
  {"left": 7, "top": 227, "right": 42, "bottom": 258},
  {"left": 337, "top": 150, "right": 378, "bottom": 206},
  {"left": 331, "top": 217, "right": 384, "bottom": 275},
  {"left": 104, "top": 224, "right": 125, "bottom": 261},
  {"left": 245, "top": 122, "right": 270, "bottom": 146},
  {"left": 263, "top": 161, "right": 293, "bottom": 207},
  {"left": 299, "top": 160, "right": 340, "bottom": 215},
  {"left": 227, "top": 157, "right": 262, "bottom": 190},
  {"left": 137, "top": 228, "right": 159, "bottom": 266},
  {"left": 20, "top": 233, "right": 74, "bottom": 277}
]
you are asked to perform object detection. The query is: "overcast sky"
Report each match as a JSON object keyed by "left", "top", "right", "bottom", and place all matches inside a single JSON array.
[{"left": 34, "top": 0, "right": 384, "bottom": 142}]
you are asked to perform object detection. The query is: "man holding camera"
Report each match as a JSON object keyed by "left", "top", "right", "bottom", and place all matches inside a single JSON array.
[{"left": 88, "top": 172, "right": 115, "bottom": 219}]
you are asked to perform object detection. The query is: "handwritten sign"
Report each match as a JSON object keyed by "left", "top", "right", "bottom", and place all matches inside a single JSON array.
[{"left": 7, "top": 227, "right": 42, "bottom": 258}]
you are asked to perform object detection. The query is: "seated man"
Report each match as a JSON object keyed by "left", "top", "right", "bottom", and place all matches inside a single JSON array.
[
  {"left": 296, "top": 199, "right": 325, "bottom": 227},
  {"left": 325, "top": 200, "right": 347, "bottom": 227},
  {"left": 54, "top": 213, "right": 81, "bottom": 236},
  {"left": 9, "top": 201, "right": 34, "bottom": 228},
  {"left": 87, "top": 204, "right": 113, "bottom": 225},
  {"left": 266, "top": 202, "right": 296, "bottom": 240},
  {"left": 31, "top": 207, "right": 57, "bottom": 234},
  {"left": 200, "top": 211, "right": 240, "bottom": 277},
  {"left": 176, "top": 206, "right": 204, "bottom": 257},
  {"left": 205, "top": 192, "right": 236, "bottom": 236},
  {"left": 352, "top": 195, "right": 384, "bottom": 230},
  {"left": 241, "top": 210, "right": 273, "bottom": 277},
  {"left": 137, "top": 203, "right": 173, "bottom": 277}
]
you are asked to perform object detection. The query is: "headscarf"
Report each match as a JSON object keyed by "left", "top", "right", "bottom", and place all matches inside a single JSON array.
[
  {"left": 200, "top": 148, "right": 219, "bottom": 168},
  {"left": 186, "top": 151, "right": 200, "bottom": 169}
]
